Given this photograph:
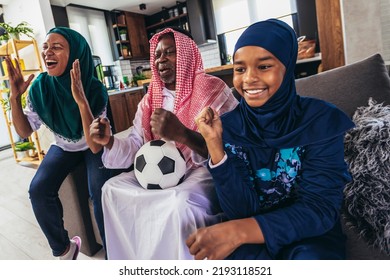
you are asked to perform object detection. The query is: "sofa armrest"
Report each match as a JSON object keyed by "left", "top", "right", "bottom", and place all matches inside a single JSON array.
[{"left": 58, "top": 161, "right": 102, "bottom": 256}]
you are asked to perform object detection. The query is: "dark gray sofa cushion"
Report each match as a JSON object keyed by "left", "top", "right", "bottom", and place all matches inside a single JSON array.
[{"left": 295, "top": 53, "right": 390, "bottom": 117}]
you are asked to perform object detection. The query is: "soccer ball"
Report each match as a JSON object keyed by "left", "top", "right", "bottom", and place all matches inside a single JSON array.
[{"left": 134, "top": 139, "right": 186, "bottom": 189}]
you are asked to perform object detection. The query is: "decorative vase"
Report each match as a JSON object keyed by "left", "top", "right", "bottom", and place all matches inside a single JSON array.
[
  {"left": 16, "top": 150, "right": 28, "bottom": 159},
  {"left": 16, "top": 149, "right": 37, "bottom": 159},
  {"left": 120, "top": 33, "right": 127, "bottom": 41},
  {"left": 9, "top": 33, "right": 20, "bottom": 40},
  {"left": 117, "top": 15, "right": 126, "bottom": 25},
  {"left": 121, "top": 48, "right": 129, "bottom": 57}
]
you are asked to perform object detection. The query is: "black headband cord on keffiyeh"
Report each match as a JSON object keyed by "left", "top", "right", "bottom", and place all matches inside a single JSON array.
[
  {"left": 28, "top": 27, "right": 107, "bottom": 142},
  {"left": 222, "top": 19, "right": 354, "bottom": 148}
]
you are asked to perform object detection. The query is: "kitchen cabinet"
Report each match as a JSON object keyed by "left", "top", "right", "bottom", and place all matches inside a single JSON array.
[
  {"left": 0, "top": 38, "right": 44, "bottom": 164},
  {"left": 145, "top": 0, "right": 216, "bottom": 45},
  {"left": 112, "top": 22, "right": 131, "bottom": 59},
  {"left": 145, "top": 1, "right": 190, "bottom": 39},
  {"left": 315, "top": 0, "right": 345, "bottom": 70},
  {"left": 125, "top": 12, "right": 150, "bottom": 59},
  {"left": 295, "top": 54, "right": 322, "bottom": 79},
  {"left": 108, "top": 88, "right": 144, "bottom": 133},
  {"left": 108, "top": 92, "right": 130, "bottom": 133},
  {"left": 186, "top": 0, "right": 217, "bottom": 45},
  {"left": 111, "top": 11, "right": 149, "bottom": 60}
]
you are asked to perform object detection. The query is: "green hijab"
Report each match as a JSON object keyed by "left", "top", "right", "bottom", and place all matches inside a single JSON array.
[{"left": 28, "top": 27, "right": 107, "bottom": 142}]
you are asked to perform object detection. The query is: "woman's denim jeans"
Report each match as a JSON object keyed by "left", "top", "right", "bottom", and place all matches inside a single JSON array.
[{"left": 29, "top": 145, "right": 114, "bottom": 256}]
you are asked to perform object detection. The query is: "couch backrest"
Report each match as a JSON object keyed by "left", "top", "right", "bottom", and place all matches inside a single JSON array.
[{"left": 295, "top": 53, "right": 390, "bottom": 117}]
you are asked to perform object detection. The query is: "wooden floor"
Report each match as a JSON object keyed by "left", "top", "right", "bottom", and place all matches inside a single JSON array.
[{"left": 0, "top": 148, "right": 104, "bottom": 260}]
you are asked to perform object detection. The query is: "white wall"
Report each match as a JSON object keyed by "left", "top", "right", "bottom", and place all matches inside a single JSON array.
[
  {"left": 2, "top": 0, "right": 55, "bottom": 75},
  {"left": 341, "top": 0, "right": 389, "bottom": 65},
  {"left": 199, "top": 43, "right": 221, "bottom": 69},
  {"left": 380, "top": 0, "right": 390, "bottom": 63},
  {"left": 1, "top": 0, "right": 55, "bottom": 149},
  {"left": 3, "top": 0, "right": 55, "bottom": 51},
  {"left": 0, "top": 108, "right": 13, "bottom": 147}
]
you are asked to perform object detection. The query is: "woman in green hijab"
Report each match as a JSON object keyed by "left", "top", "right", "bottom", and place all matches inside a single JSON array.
[{"left": 6, "top": 27, "right": 112, "bottom": 259}]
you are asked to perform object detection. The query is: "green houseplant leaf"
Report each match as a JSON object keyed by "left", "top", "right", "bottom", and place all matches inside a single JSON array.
[
  {"left": 1, "top": 89, "right": 26, "bottom": 112},
  {"left": 131, "top": 73, "right": 147, "bottom": 86},
  {"left": 0, "top": 21, "right": 34, "bottom": 40},
  {"left": 15, "top": 141, "right": 35, "bottom": 151}
]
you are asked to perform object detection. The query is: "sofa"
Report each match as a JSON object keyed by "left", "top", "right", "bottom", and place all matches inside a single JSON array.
[
  {"left": 59, "top": 53, "right": 390, "bottom": 259},
  {"left": 295, "top": 53, "right": 390, "bottom": 259}
]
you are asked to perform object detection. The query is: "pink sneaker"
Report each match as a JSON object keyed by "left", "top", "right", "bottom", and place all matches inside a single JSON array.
[
  {"left": 59, "top": 236, "right": 82, "bottom": 260},
  {"left": 71, "top": 236, "right": 82, "bottom": 260}
]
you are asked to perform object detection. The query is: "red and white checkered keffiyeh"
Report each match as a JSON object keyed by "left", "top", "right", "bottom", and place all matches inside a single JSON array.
[{"left": 141, "top": 28, "right": 237, "bottom": 167}]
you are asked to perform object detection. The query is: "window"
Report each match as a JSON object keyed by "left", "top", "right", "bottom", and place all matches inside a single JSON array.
[
  {"left": 213, "top": 0, "right": 251, "bottom": 35},
  {"left": 213, "top": 0, "right": 297, "bottom": 64},
  {"left": 213, "top": 0, "right": 296, "bottom": 34},
  {"left": 66, "top": 6, "right": 114, "bottom": 65}
]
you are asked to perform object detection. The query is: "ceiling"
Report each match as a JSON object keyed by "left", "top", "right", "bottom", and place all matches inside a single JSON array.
[{"left": 49, "top": 0, "right": 180, "bottom": 15}]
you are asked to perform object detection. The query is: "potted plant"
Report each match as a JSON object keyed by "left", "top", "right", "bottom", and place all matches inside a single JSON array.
[
  {"left": 1, "top": 84, "right": 26, "bottom": 119},
  {"left": 15, "top": 141, "right": 37, "bottom": 158},
  {"left": 121, "top": 45, "right": 130, "bottom": 57},
  {"left": 0, "top": 21, "right": 34, "bottom": 41},
  {"left": 119, "top": 29, "right": 127, "bottom": 41},
  {"left": 131, "top": 73, "right": 147, "bottom": 87},
  {"left": 0, "top": 82, "right": 10, "bottom": 112}
]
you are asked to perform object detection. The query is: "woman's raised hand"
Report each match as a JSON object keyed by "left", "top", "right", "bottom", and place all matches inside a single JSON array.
[
  {"left": 5, "top": 56, "right": 34, "bottom": 101},
  {"left": 70, "top": 59, "right": 87, "bottom": 105}
]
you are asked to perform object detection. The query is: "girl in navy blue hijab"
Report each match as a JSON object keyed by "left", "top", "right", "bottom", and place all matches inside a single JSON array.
[{"left": 186, "top": 19, "right": 354, "bottom": 260}]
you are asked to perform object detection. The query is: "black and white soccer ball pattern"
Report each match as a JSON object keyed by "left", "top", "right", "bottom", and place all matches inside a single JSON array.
[{"left": 134, "top": 139, "right": 186, "bottom": 189}]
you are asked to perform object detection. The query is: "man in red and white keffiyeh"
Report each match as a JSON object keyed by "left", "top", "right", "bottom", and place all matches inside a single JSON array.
[{"left": 91, "top": 27, "right": 238, "bottom": 259}]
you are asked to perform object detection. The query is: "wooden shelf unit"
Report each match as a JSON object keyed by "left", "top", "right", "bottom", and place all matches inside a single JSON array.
[
  {"left": 0, "top": 38, "right": 44, "bottom": 164},
  {"left": 112, "top": 20, "right": 132, "bottom": 59},
  {"left": 146, "top": 13, "right": 188, "bottom": 31},
  {"left": 111, "top": 11, "right": 149, "bottom": 60},
  {"left": 145, "top": 2, "right": 189, "bottom": 40}
]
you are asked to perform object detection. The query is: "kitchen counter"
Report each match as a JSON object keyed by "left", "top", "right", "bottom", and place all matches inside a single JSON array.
[
  {"left": 107, "top": 86, "right": 144, "bottom": 96},
  {"left": 205, "top": 64, "right": 234, "bottom": 87},
  {"left": 205, "top": 64, "right": 233, "bottom": 76}
]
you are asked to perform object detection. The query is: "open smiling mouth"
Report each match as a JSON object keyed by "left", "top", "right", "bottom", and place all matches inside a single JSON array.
[
  {"left": 244, "top": 89, "right": 266, "bottom": 96},
  {"left": 46, "top": 60, "right": 58, "bottom": 67}
]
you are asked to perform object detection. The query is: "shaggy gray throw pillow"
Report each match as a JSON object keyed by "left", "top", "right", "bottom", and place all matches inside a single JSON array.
[{"left": 343, "top": 98, "right": 390, "bottom": 255}]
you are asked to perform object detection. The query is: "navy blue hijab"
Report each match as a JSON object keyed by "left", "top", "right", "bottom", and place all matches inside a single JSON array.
[{"left": 222, "top": 19, "right": 354, "bottom": 148}]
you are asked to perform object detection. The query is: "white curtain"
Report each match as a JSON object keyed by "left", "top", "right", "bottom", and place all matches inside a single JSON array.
[
  {"left": 212, "top": 0, "right": 297, "bottom": 34},
  {"left": 66, "top": 6, "right": 114, "bottom": 65},
  {"left": 212, "top": 0, "right": 297, "bottom": 61}
]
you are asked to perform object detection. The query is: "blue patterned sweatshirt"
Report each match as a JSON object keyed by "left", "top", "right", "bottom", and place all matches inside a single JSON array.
[{"left": 208, "top": 134, "right": 351, "bottom": 258}]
